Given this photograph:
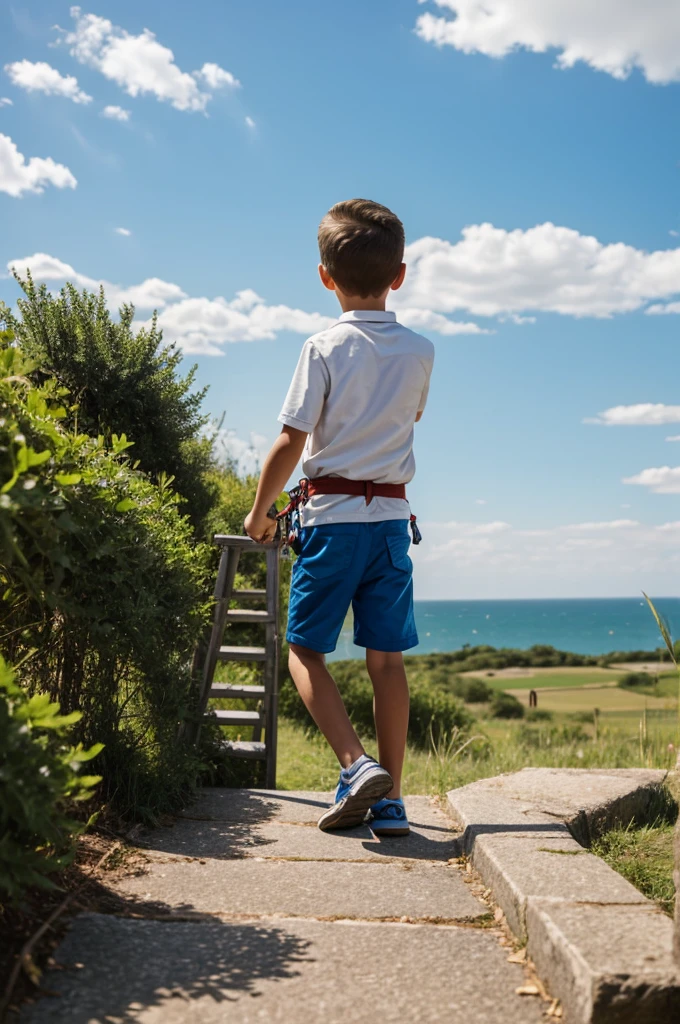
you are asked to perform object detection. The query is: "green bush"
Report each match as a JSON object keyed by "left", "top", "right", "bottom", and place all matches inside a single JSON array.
[
  {"left": 618, "top": 672, "right": 654, "bottom": 689},
  {"left": 3, "top": 277, "right": 216, "bottom": 533},
  {"left": 0, "top": 657, "right": 102, "bottom": 900},
  {"left": 526, "top": 708, "right": 554, "bottom": 722},
  {"left": 0, "top": 332, "right": 209, "bottom": 820},
  {"left": 490, "top": 691, "right": 525, "bottom": 719},
  {"left": 279, "top": 662, "right": 473, "bottom": 748},
  {"left": 453, "top": 677, "right": 493, "bottom": 703}
]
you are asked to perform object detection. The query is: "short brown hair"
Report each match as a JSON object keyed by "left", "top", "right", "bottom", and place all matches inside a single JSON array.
[{"left": 318, "top": 199, "right": 405, "bottom": 298}]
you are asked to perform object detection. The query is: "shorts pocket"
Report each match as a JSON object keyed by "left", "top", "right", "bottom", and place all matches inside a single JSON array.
[
  {"left": 386, "top": 533, "right": 413, "bottom": 574},
  {"left": 296, "top": 529, "right": 358, "bottom": 580}
]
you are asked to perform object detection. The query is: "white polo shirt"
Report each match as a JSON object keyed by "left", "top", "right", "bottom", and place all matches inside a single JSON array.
[{"left": 278, "top": 309, "right": 435, "bottom": 527}]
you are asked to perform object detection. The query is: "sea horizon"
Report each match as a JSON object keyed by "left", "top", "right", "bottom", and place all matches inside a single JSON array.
[{"left": 327, "top": 596, "right": 680, "bottom": 663}]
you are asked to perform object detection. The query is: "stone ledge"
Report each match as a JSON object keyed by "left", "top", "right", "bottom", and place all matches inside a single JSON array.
[
  {"left": 447, "top": 767, "right": 668, "bottom": 851},
  {"left": 446, "top": 768, "right": 678, "bottom": 1023},
  {"left": 527, "top": 899, "right": 680, "bottom": 1024},
  {"left": 470, "top": 832, "right": 648, "bottom": 940}
]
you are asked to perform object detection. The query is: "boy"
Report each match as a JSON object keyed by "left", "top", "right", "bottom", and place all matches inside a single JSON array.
[{"left": 244, "top": 199, "right": 434, "bottom": 835}]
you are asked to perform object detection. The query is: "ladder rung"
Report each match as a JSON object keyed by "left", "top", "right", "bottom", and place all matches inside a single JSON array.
[
  {"left": 214, "top": 535, "right": 277, "bottom": 552},
  {"left": 232, "top": 589, "right": 267, "bottom": 600},
  {"left": 212, "top": 709, "right": 262, "bottom": 725},
  {"left": 209, "top": 683, "right": 266, "bottom": 699},
  {"left": 226, "top": 609, "right": 274, "bottom": 623},
  {"left": 218, "top": 645, "right": 267, "bottom": 662},
  {"left": 221, "top": 740, "right": 266, "bottom": 760}
]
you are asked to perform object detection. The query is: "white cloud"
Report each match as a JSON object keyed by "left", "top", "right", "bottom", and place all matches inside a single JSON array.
[
  {"left": 195, "top": 63, "right": 239, "bottom": 89},
  {"left": 0, "top": 134, "right": 77, "bottom": 197},
  {"left": 397, "top": 223, "right": 680, "bottom": 319},
  {"left": 101, "top": 104, "right": 130, "bottom": 121},
  {"left": 475, "top": 498, "right": 486, "bottom": 505},
  {"left": 416, "top": 516, "right": 680, "bottom": 599},
  {"left": 0, "top": 97, "right": 13, "bottom": 107},
  {"left": 150, "top": 294, "right": 336, "bottom": 355},
  {"left": 245, "top": 116, "right": 256, "bottom": 129},
  {"left": 646, "top": 301, "right": 680, "bottom": 315},
  {"left": 7, "top": 253, "right": 184, "bottom": 309},
  {"left": 60, "top": 7, "right": 240, "bottom": 113},
  {"left": 666, "top": 436, "right": 680, "bottom": 443},
  {"left": 670, "top": 230, "right": 679, "bottom": 238},
  {"left": 585, "top": 404, "right": 680, "bottom": 426},
  {"left": 5, "top": 59, "right": 92, "bottom": 104},
  {"left": 115, "top": 227, "right": 131, "bottom": 236},
  {"left": 623, "top": 467, "right": 680, "bottom": 495},
  {"left": 415, "top": 1, "right": 680, "bottom": 84},
  {"left": 213, "top": 429, "right": 269, "bottom": 476},
  {"left": 396, "top": 307, "right": 491, "bottom": 336}
]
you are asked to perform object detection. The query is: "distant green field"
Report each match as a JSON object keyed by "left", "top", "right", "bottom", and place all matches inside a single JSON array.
[{"left": 466, "top": 668, "right": 625, "bottom": 690}]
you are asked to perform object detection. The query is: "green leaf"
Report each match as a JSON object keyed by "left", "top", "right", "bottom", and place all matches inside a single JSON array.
[
  {"left": 27, "top": 449, "right": 51, "bottom": 468},
  {"left": 115, "top": 498, "right": 136, "bottom": 512},
  {"left": 642, "top": 593, "right": 677, "bottom": 666},
  {"left": 54, "top": 473, "right": 82, "bottom": 486}
]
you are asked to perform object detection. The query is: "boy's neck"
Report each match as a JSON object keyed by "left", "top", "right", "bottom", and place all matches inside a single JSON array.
[{"left": 335, "top": 291, "right": 389, "bottom": 313}]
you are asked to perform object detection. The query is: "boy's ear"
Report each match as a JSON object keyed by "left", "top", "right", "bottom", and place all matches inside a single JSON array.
[
  {"left": 319, "top": 264, "right": 336, "bottom": 291},
  {"left": 390, "top": 263, "right": 407, "bottom": 292}
]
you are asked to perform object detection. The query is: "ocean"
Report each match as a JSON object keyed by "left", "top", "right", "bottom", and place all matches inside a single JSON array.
[{"left": 327, "top": 597, "right": 680, "bottom": 662}]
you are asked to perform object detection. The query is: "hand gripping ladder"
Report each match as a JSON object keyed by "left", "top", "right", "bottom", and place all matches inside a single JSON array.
[{"left": 196, "top": 535, "right": 281, "bottom": 789}]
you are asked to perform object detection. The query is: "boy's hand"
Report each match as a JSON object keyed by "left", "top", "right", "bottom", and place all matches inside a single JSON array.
[{"left": 244, "top": 509, "right": 278, "bottom": 543}]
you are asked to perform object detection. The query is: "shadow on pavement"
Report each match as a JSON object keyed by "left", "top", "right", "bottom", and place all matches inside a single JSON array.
[{"left": 23, "top": 914, "right": 312, "bottom": 1023}]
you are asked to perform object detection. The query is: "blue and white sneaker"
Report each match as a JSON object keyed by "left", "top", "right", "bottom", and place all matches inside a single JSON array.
[
  {"left": 369, "top": 797, "right": 410, "bottom": 837},
  {"left": 317, "top": 755, "right": 393, "bottom": 832}
]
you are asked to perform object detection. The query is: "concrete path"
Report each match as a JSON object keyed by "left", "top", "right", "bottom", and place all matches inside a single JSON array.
[{"left": 23, "top": 790, "right": 546, "bottom": 1023}]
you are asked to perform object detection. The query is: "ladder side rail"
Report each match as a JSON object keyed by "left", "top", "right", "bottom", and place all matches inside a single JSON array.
[
  {"left": 264, "top": 545, "right": 281, "bottom": 789},
  {"left": 197, "top": 546, "right": 240, "bottom": 728}
]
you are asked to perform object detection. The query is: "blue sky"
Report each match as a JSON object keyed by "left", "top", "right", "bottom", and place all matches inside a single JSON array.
[{"left": 2, "top": 1, "right": 680, "bottom": 598}]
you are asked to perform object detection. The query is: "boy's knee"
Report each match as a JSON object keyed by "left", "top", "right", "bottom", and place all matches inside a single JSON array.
[
  {"left": 366, "top": 648, "right": 405, "bottom": 674},
  {"left": 288, "top": 643, "right": 326, "bottom": 668}
]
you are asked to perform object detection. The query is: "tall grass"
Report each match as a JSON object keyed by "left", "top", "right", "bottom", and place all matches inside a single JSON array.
[{"left": 644, "top": 592, "right": 680, "bottom": 731}]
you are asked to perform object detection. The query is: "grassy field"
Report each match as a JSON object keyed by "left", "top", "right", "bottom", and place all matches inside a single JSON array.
[
  {"left": 507, "top": 686, "right": 673, "bottom": 712},
  {"left": 465, "top": 667, "right": 629, "bottom": 689}
]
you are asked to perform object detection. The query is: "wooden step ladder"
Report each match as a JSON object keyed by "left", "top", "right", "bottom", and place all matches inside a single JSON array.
[{"left": 197, "top": 535, "right": 281, "bottom": 788}]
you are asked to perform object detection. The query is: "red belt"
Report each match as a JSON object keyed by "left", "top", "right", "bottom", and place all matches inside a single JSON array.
[{"left": 304, "top": 476, "right": 407, "bottom": 506}]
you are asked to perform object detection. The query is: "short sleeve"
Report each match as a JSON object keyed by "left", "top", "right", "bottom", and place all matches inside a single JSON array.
[
  {"left": 278, "top": 340, "right": 330, "bottom": 433},
  {"left": 417, "top": 350, "right": 434, "bottom": 413}
]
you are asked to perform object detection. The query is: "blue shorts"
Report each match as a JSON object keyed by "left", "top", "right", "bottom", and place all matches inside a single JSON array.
[{"left": 286, "top": 520, "right": 418, "bottom": 655}]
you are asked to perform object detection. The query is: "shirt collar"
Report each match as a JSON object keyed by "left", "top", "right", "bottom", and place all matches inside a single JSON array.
[{"left": 337, "top": 309, "right": 397, "bottom": 324}]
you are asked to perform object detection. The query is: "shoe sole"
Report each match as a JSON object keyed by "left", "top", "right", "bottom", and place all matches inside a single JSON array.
[
  {"left": 370, "top": 825, "right": 410, "bottom": 837},
  {"left": 317, "top": 772, "right": 393, "bottom": 831}
]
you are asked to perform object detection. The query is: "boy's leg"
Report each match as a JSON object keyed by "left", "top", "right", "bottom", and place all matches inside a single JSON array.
[
  {"left": 288, "top": 644, "right": 364, "bottom": 768},
  {"left": 366, "top": 649, "right": 409, "bottom": 799}
]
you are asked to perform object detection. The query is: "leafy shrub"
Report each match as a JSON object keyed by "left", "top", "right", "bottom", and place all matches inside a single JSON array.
[
  {"left": 490, "top": 691, "right": 525, "bottom": 719},
  {"left": 0, "top": 332, "right": 209, "bottom": 820},
  {"left": 526, "top": 708, "right": 553, "bottom": 722},
  {"left": 618, "top": 672, "right": 654, "bottom": 689},
  {"left": 3, "top": 277, "right": 216, "bottom": 533},
  {"left": 279, "top": 664, "right": 473, "bottom": 748},
  {"left": 453, "top": 677, "right": 493, "bottom": 703},
  {"left": 0, "top": 657, "right": 102, "bottom": 900}
]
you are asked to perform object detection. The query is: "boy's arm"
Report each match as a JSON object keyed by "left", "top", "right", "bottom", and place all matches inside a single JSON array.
[{"left": 244, "top": 426, "right": 308, "bottom": 542}]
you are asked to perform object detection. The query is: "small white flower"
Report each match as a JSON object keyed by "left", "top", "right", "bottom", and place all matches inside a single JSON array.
[
  {"left": 23, "top": 479, "right": 37, "bottom": 490},
  {"left": 576, "top": 749, "right": 584, "bottom": 760},
  {"left": 14, "top": 433, "right": 25, "bottom": 444},
  {"left": 39, "top": 765, "right": 50, "bottom": 776}
]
